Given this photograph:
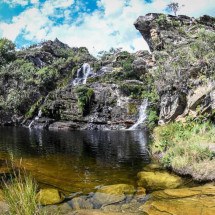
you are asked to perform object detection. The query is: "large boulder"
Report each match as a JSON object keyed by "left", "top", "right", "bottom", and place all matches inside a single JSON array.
[
  {"left": 139, "top": 185, "right": 215, "bottom": 215},
  {"left": 137, "top": 171, "right": 183, "bottom": 191}
]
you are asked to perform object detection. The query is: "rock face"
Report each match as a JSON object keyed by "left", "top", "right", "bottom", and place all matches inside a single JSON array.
[
  {"left": 135, "top": 13, "right": 215, "bottom": 124},
  {"left": 139, "top": 184, "right": 215, "bottom": 215},
  {"left": 0, "top": 37, "right": 153, "bottom": 130}
]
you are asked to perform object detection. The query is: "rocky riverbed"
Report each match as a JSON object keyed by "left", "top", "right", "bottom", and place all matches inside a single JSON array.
[{"left": 1, "top": 163, "right": 215, "bottom": 215}]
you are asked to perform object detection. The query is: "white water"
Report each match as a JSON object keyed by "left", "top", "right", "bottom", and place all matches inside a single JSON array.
[
  {"left": 28, "top": 109, "right": 42, "bottom": 129},
  {"left": 73, "top": 63, "right": 93, "bottom": 86},
  {"left": 28, "top": 120, "right": 34, "bottom": 129},
  {"left": 128, "top": 99, "right": 148, "bottom": 130}
]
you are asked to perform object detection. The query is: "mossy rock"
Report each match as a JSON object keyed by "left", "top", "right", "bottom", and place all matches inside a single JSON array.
[
  {"left": 137, "top": 171, "right": 183, "bottom": 191},
  {"left": 36, "top": 188, "right": 64, "bottom": 205},
  {"left": 97, "top": 184, "right": 135, "bottom": 195}
]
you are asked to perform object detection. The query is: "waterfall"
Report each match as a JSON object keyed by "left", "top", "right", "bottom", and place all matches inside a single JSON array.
[
  {"left": 128, "top": 99, "right": 148, "bottom": 130},
  {"left": 72, "top": 63, "right": 93, "bottom": 86},
  {"left": 28, "top": 120, "right": 34, "bottom": 129}
]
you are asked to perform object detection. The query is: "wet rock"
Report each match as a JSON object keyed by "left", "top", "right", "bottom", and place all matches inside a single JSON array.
[
  {"left": 49, "top": 121, "right": 80, "bottom": 130},
  {"left": 137, "top": 171, "right": 183, "bottom": 191},
  {"left": 69, "top": 196, "right": 93, "bottom": 210},
  {"left": 139, "top": 184, "right": 215, "bottom": 215},
  {"left": 92, "top": 184, "right": 135, "bottom": 208},
  {"left": 36, "top": 188, "right": 64, "bottom": 205},
  {"left": 134, "top": 187, "right": 146, "bottom": 201}
]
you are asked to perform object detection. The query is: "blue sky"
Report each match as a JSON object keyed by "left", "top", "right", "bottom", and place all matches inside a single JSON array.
[{"left": 0, "top": 0, "right": 214, "bottom": 55}]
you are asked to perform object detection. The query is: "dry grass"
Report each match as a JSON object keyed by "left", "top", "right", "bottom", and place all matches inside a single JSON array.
[{"left": 152, "top": 122, "right": 215, "bottom": 181}]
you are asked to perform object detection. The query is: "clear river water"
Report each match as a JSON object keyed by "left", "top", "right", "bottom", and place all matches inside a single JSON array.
[{"left": 0, "top": 127, "right": 150, "bottom": 194}]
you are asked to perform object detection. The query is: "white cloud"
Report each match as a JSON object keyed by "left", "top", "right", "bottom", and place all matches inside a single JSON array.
[
  {"left": 0, "top": 0, "right": 214, "bottom": 56},
  {"left": 2, "top": 0, "right": 29, "bottom": 7},
  {"left": 97, "top": 0, "right": 125, "bottom": 16},
  {"left": 2, "top": 0, "right": 39, "bottom": 7}
]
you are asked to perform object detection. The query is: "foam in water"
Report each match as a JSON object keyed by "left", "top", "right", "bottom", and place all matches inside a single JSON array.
[
  {"left": 72, "top": 63, "right": 93, "bottom": 86},
  {"left": 128, "top": 99, "right": 148, "bottom": 130}
]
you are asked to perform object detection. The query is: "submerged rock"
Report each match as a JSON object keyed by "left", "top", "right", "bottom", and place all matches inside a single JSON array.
[
  {"left": 92, "top": 184, "right": 135, "bottom": 208},
  {"left": 139, "top": 184, "right": 215, "bottom": 215},
  {"left": 69, "top": 196, "right": 93, "bottom": 210},
  {"left": 36, "top": 188, "right": 64, "bottom": 205},
  {"left": 137, "top": 171, "right": 183, "bottom": 191}
]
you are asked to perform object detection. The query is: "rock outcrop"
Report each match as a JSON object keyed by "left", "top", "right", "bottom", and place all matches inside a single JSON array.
[
  {"left": 135, "top": 13, "right": 215, "bottom": 124},
  {"left": 139, "top": 184, "right": 215, "bottom": 215},
  {"left": 0, "top": 38, "right": 153, "bottom": 130}
]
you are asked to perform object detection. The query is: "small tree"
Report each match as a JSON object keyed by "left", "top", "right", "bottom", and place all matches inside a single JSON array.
[{"left": 167, "top": 2, "right": 179, "bottom": 16}]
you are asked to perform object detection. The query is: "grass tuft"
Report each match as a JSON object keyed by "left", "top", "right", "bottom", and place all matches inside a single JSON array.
[{"left": 3, "top": 169, "right": 46, "bottom": 215}]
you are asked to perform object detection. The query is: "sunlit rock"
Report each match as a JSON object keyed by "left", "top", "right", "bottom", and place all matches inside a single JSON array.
[
  {"left": 36, "top": 188, "right": 64, "bottom": 205},
  {"left": 137, "top": 171, "right": 183, "bottom": 191}
]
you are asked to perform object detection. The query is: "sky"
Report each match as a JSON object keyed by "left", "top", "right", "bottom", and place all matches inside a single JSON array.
[{"left": 0, "top": 0, "right": 214, "bottom": 56}]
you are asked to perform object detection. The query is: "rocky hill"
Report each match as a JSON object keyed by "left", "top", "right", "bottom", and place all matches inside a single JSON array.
[{"left": 0, "top": 13, "right": 214, "bottom": 130}]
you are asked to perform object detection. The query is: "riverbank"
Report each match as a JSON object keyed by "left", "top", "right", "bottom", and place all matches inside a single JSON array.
[{"left": 151, "top": 121, "right": 215, "bottom": 181}]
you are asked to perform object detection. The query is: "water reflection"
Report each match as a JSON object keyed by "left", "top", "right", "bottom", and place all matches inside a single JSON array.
[{"left": 0, "top": 127, "right": 150, "bottom": 193}]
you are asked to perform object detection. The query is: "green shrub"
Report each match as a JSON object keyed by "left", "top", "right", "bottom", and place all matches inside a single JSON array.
[{"left": 75, "top": 86, "right": 94, "bottom": 114}]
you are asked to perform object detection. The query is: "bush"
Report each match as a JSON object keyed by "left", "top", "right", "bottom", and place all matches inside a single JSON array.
[{"left": 75, "top": 86, "right": 94, "bottom": 115}]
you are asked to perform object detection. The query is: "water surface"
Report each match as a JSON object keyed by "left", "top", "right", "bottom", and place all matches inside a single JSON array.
[{"left": 0, "top": 127, "right": 150, "bottom": 193}]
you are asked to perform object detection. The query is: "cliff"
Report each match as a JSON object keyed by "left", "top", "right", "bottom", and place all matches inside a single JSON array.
[{"left": 135, "top": 13, "right": 215, "bottom": 124}]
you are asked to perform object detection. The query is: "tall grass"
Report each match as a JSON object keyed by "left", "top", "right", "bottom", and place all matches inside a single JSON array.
[
  {"left": 3, "top": 168, "right": 47, "bottom": 215},
  {"left": 152, "top": 121, "right": 215, "bottom": 180}
]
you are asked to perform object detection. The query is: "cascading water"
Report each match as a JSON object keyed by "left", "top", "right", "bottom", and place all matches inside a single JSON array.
[
  {"left": 128, "top": 99, "right": 148, "bottom": 130},
  {"left": 72, "top": 63, "right": 93, "bottom": 86}
]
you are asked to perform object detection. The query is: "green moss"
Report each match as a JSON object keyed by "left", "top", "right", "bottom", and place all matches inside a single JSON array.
[
  {"left": 119, "top": 83, "right": 144, "bottom": 99},
  {"left": 25, "top": 97, "right": 44, "bottom": 119},
  {"left": 128, "top": 103, "right": 138, "bottom": 115},
  {"left": 75, "top": 86, "right": 94, "bottom": 115},
  {"left": 146, "top": 109, "right": 159, "bottom": 130}
]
